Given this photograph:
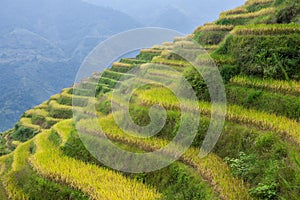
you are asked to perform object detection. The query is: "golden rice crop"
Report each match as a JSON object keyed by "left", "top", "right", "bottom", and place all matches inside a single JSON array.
[
  {"left": 203, "top": 22, "right": 216, "bottom": 26},
  {"left": 173, "top": 40, "right": 198, "bottom": 49},
  {"left": 232, "top": 24, "right": 300, "bottom": 35},
  {"left": 146, "top": 68, "right": 182, "bottom": 79},
  {"left": 48, "top": 100, "right": 72, "bottom": 110},
  {"left": 173, "top": 36, "right": 189, "bottom": 42},
  {"left": 35, "top": 101, "right": 49, "bottom": 109},
  {"left": 231, "top": 76, "right": 300, "bottom": 96},
  {"left": 220, "top": 6, "right": 247, "bottom": 16},
  {"left": 25, "top": 109, "right": 48, "bottom": 118},
  {"left": 76, "top": 115, "right": 252, "bottom": 200},
  {"left": 245, "top": 0, "right": 274, "bottom": 6},
  {"left": 197, "top": 25, "right": 235, "bottom": 32},
  {"left": 162, "top": 42, "right": 174, "bottom": 46},
  {"left": 3, "top": 140, "right": 33, "bottom": 200},
  {"left": 0, "top": 154, "right": 13, "bottom": 176},
  {"left": 152, "top": 56, "right": 191, "bottom": 68},
  {"left": 29, "top": 130, "right": 160, "bottom": 200},
  {"left": 140, "top": 49, "right": 162, "bottom": 54},
  {"left": 136, "top": 87, "right": 300, "bottom": 147},
  {"left": 19, "top": 118, "right": 41, "bottom": 131},
  {"left": 203, "top": 45, "right": 219, "bottom": 52},
  {"left": 52, "top": 119, "right": 74, "bottom": 144},
  {"left": 219, "top": 7, "right": 275, "bottom": 19},
  {"left": 49, "top": 94, "right": 61, "bottom": 100},
  {"left": 112, "top": 62, "right": 132, "bottom": 68}
]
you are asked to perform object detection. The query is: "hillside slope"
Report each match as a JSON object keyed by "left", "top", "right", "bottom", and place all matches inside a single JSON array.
[{"left": 0, "top": 0, "right": 300, "bottom": 199}]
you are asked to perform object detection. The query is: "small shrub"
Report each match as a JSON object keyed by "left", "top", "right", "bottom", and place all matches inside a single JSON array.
[
  {"left": 48, "top": 131, "right": 62, "bottom": 146},
  {"left": 11, "top": 123, "right": 37, "bottom": 142},
  {"left": 276, "top": 1, "right": 300, "bottom": 23},
  {"left": 249, "top": 183, "right": 278, "bottom": 199},
  {"left": 183, "top": 66, "right": 210, "bottom": 101},
  {"left": 224, "top": 152, "right": 256, "bottom": 180},
  {"left": 194, "top": 31, "right": 229, "bottom": 45},
  {"left": 220, "top": 65, "right": 240, "bottom": 83},
  {"left": 254, "top": 132, "right": 276, "bottom": 152}
]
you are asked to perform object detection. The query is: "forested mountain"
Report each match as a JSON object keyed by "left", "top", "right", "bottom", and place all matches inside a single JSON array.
[{"left": 0, "top": 0, "right": 140, "bottom": 131}]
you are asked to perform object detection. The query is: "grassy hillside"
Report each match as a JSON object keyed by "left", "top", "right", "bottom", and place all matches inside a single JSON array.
[{"left": 0, "top": 0, "right": 300, "bottom": 199}]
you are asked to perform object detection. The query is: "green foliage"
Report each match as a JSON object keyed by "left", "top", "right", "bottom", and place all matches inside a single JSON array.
[
  {"left": 232, "top": 24, "right": 300, "bottom": 35},
  {"left": 48, "top": 131, "right": 62, "bottom": 146},
  {"left": 137, "top": 52, "right": 161, "bottom": 61},
  {"left": 96, "top": 97, "right": 112, "bottom": 115},
  {"left": 247, "top": 2, "right": 273, "bottom": 12},
  {"left": 216, "top": 18, "right": 249, "bottom": 25},
  {"left": 49, "top": 108, "right": 72, "bottom": 119},
  {"left": 98, "top": 77, "right": 118, "bottom": 88},
  {"left": 11, "top": 165, "right": 88, "bottom": 200},
  {"left": 215, "top": 34, "right": 300, "bottom": 80},
  {"left": 276, "top": 0, "right": 300, "bottom": 23},
  {"left": 133, "top": 163, "right": 218, "bottom": 200},
  {"left": 183, "top": 66, "right": 210, "bottom": 101},
  {"left": 11, "top": 123, "right": 37, "bottom": 142},
  {"left": 194, "top": 31, "right": 229, "bottom": 45},
  {"left": 225, "top": 85, "right": 300, "bottom": 120},
  {"left": 249, "top": 183, "right": 278, "bottom": 199},
  {"left": 111, "top": 64, "right": 134, "bottom": 73},
  {"left": 219, "top": 128, "right": 300, "bottom": 199},
  {"left": 102, "top": 70, "right": 124, "bottom": 81},
  {"left": 62, "top": 130, "right": 218, "bottom": 200},
  {"left": 31, "top": 114, "right": 45, "bottom": 127},
  {"left": 230, "top": 75, "right": 300, "bottom": 96},
  {"left": 96, "top": 84, "right": 112, "bottom": 95},
  {"left": 210, "top": 53, "right": 236, "bottom": 67},
  {"left": 57, "top": 95, "right": 72, "bottom": 106},
  {"left": 70, "top": 88, "right": 94, "bottom": 97},
  {"left": 225, "top": 152, "right": 279, "bottom": 199},
  {"left": 225, "top": 152, "right": 255, "bottom": 180},
  {"left": 120, "top": 58, "right": 147, "bottom": 65},
  {"left": 161, "top": 51, "right": 185, "bottom": 61},
  {"left": 61, "top": 130, "right": 100, "bottom": 165},
  {"left": 220, "top": 65, "right": 240, "bottom": 83}
]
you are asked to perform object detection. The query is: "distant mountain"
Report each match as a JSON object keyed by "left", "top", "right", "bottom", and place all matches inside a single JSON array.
[
  {"left": 0, "top": 0, "right": 140, "bottom": 131},
  {"left": 149, "top": 6, "right": 193, "bottom": 32},
  {"left": 83, "top": 0, "right": 246, "bottom": 33}
]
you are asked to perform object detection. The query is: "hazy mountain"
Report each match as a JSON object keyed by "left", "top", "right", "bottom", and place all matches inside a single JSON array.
[
  {"left": 84, "top": 0, "right": 246, "bottom": 33},
  {"left": 0, "top": 0, "right": 140, "bottom": 131},
  {"left": 0, "top": 0, "right": 246, "bottom": 131}
]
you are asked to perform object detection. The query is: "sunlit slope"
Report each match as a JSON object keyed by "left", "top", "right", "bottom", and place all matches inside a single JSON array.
[{"left": 0, "top": 0, "right": 300, "bottom": 199}]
